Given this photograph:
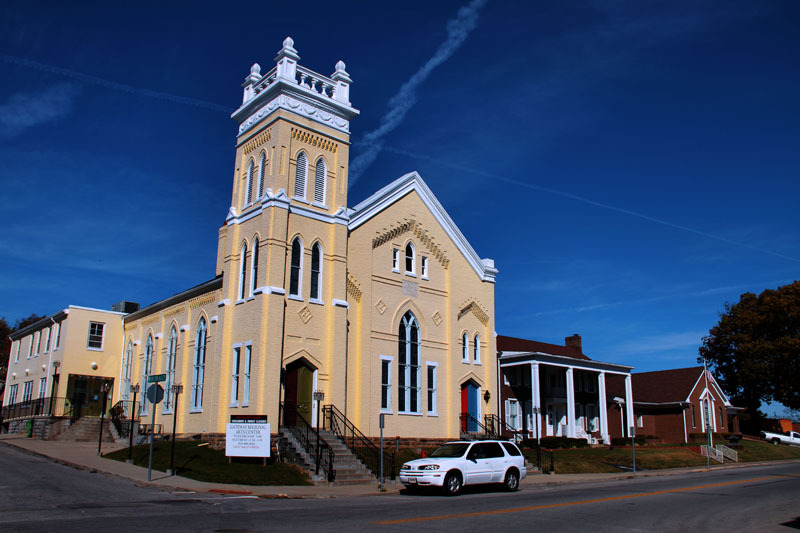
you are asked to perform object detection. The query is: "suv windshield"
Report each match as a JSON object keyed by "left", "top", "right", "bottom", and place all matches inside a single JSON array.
[{"left": 430, "top": 443, "right": 469, "bottom": 458}]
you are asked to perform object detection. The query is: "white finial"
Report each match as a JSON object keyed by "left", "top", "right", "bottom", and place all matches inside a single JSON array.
[
  {"left": 250, "top": 63, "right": 261, "bottom": 76},
  {"left": 335, "top": 60, "right": 346, "bottom": 72},
  {"left": 283, "top": 36, "right": 294, "bottom": 49},
  {"left": 331, "top": 59, "right": 352, "bottom": 105}
]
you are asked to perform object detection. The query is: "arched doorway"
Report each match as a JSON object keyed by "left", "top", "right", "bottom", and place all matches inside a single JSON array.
[
  {"left": 283, "top": 359, "right": 315, "bottom": 426},
  {"left": 461, "top": 380, "right": 480, "bottom": 432}
]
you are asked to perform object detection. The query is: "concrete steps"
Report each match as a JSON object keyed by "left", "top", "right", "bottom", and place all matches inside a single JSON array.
[
  {"left": 279, "top": 428, "right": 376, "bottom": 485},
  {"left": 53, "top": 417, "right": 116, "bottom": 443}
]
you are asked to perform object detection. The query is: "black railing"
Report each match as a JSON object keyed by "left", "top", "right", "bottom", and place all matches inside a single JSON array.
[
  {"left": 484, "top": 414, "right": 526, "bottom": 440},
  {"left": 323, "top": 404, "right": 396, "bottom": 481},
  {"left": 1, "top": 397, "right": 73, "bottom": 422},
  {"left": 110, "top": 400, "right": 139, "bottom": 438},
  {"left": 526, "top": 441, "right": 555, "bottom": 473},
  {"left": 280, "top": 403, "right": 335, "bottom": 483},
  {"left": 460, "top": 412, "right": 490, "bottom": 436}
]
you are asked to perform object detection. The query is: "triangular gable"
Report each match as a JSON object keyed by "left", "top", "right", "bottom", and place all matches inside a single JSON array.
[{"left": 348, "top": 171, "right": 497, "bottom": 282}]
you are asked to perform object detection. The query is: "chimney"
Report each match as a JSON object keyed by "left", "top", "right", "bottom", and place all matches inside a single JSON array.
[{"left": 565, "top": 334, "right": 582, "bottom": 351}]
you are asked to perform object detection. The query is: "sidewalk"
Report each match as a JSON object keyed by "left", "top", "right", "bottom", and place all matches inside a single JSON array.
[{"left": 0, "top": 434, "right": 793, "bottom": 498}]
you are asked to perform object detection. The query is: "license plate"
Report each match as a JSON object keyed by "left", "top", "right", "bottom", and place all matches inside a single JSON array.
[{"left": 408, "top": 478, "right": 417, "bottom": 484}]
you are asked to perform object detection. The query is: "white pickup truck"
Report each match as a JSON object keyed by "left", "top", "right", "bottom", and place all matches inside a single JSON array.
[{"left": 761, "top": 430, "right": 800, "bottom": 446}]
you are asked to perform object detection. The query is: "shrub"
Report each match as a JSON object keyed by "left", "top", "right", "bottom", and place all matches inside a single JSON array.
[
  {"left": 538, "top": 436, "right": 590, "bottom": 449},
  {"left": 611, "top": 435, "right": 646, "bottom": 446}
]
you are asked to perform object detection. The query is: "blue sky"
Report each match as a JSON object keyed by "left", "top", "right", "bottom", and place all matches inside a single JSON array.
[{"left": 1, "top": 1, "right": 798, "bottom": 412}]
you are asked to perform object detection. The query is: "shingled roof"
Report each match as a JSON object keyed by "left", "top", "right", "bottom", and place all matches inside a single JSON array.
[
  {"left": 627, "top": 367, "right": 704, "bottom": 404},
  {"left": 497, "top": 335, "right": 591, "bottom": 361}
]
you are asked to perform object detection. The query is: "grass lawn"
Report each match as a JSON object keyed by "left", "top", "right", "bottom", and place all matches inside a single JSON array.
[
  {"left": 522, "top": 439, "right": 800, "bottom": 474},
  {"left": 104, "top": 440, "right": 312, "bottom": 486}
]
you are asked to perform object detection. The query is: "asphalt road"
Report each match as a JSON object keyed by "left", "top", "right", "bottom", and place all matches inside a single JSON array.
[{"left": 1, "top": 444, "right": 798, "bottom": 532}]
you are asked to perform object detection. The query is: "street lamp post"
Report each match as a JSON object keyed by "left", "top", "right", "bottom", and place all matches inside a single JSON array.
[
  {"left": 313, "top": 390, "right": 324, "bottom": 476},
  {"left": 49, "top": 361, "right": 60, "bottom": 415},
  {"left": 128, "top": 384, "right": 139, "bottom": 463},
  {"left": 168, "top": 384, "right": 183, "bottom": 476},
  {"left": 97, "top": 382, "right": 111, "bottom": 456}
]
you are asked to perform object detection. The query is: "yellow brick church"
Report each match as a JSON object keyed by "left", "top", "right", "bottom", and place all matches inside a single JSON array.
[{"left": 3, "top": 38, "right": 498, "bottom": 445}]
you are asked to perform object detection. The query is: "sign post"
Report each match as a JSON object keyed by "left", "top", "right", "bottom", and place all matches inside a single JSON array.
[
  {"left": 146, "top": 374, "right": 166, "bottom": 482},
  {"left": 313, "top": 391, "right": 324, "bottom": 476},
  {"left": 168, "top": 384, "right": 183, "bottom": 476},
  {"left": 630, "top": 426, "right": 636, "bottom": 474},
  {"left": 379, "top": 413, "right": 385, "bottom": 492},
  {"left": 128, "top": 384, "right": 139, "bottom": 464},
  {"left": 226, "top": 415, "right": 270, "bottom": 465}
]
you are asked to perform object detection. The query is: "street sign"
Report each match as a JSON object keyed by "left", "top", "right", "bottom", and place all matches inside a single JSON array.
[
  {"left": 146, "top": 384, "right": 164, "bottom": 404},
  {"left": 148, "top": 374, "right": 166, "bottom": 383}
]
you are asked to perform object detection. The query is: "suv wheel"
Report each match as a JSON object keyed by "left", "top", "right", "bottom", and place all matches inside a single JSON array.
[
  {"left": 772, "top": 438, "right": 780, "bottom": 446},
  {"left": 503, "top": 469, "right": 519, "bottom": 492},
  {"left": 442, "top": 471, "right": 462, "bottom": 496}
]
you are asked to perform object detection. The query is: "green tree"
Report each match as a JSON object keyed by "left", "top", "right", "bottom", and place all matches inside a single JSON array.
[{"left": 699, "top": 281, "right": 800, "bottom": 414}]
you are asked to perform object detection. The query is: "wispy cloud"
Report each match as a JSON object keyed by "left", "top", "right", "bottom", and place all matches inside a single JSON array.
[
  {"left": 0, "top": 53, "right": 230, "bottom": 113},
  {"left": 0, "top": 82, "right": 80, "bottom": 137},
  {"left": 348, "top": 0, "right": 488, "bottom": 184},
  {"left": 609, "top": 330, "right": 707, "bottom": 358}
]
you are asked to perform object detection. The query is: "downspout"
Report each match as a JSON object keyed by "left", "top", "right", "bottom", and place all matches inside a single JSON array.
[{"left": 45, "top": 318, "right": 55, "bottom": 399}]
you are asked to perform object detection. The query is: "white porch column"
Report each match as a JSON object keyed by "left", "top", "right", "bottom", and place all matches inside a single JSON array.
[
  {"left": 624, "top": 374, "right": 634, "bottom": 438},
  {"left": 531, "top": 363, "right": 542, "bottom": 442},
  {"left": 566, "top": 367, "right": 576, "bottom": 438},
  {"left": 598, "top": 372, "right": 609, "bottom": 444}
]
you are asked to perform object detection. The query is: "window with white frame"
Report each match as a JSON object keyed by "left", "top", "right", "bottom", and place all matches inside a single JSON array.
[
  {"left": 243, "top": 344, "right": 251, "bottom": 407},
  {"left": 462, "top": 333, "right": 469, "bottom": 362},
  {"left": 289, "top": 238, "right": 303, "bottom": 297},
  {"left": 294, "top": 151, "right": 308, "bottom": 199},
  {"left": 141, "top": 334, "right": 154, "bottom": 413},
  {"left": 164, "top": 326, "right": 177, "bottom": 411},
  {"left": 506, "top": 399, "right": 520, "bottom": 430},
  {"left": 587, "top": 404, "right": 598, "bottom": 432},
  {"left": 44, "top": 327, "right": 51, "bottom": 353},
  {"left": 392, "top": 248, "right": 400, "bottom": 272},
  {"left": 87, "top": 322, "right": 105, "bottom": 350},
  {"left": 27, "top": 336, "right": 33, "bottom": 358},
  {"left": 380, "top": 356, "right": 392, "bottom": 412},
  {"left": 23, "top": 381, "right": 33, "bottom": 403},
  {"left": 719, "top": 406, "right": 724, "bottom": 428},
  {"left": 14, "top": 340, "right": 20, "bottom": 362},
  {"left": 404, "top": 243, "right": 415, "bottom": 276},
  {"left": 427, "top": 363, "right": 437, "bottom": 415},
  {"left": 258, "top": 151, "right": 266, "bottom": 198},
  {"left": 122, "top": 340, "right": 133, "bottom": 401},
  {"left": 54, "top": 322, "right": 61, "bottom": 349},
  {"left": 636, "top": 411, "right": 643, "bottom": 428},
  {"left": 250, "top": 237, "right": 259, "bottom": 296},
  {"left": 310, "top": 242, "right": 322, "bottom": 302},
  {"left": 238, "top": 242, "right": 248, "bottom": 301},
  {"left": 38, "top": 377, "right": 47, "bottom": 399},
  {"left": 34, "top": 331, "right": 40, "bottom": 355},
  {"left": 231, "top": 346, "right": 241, "bottom": 406},
  {"left": 191, "top": 318, "right": 207, "bottom": 410},
  {"left": 691, "top": 404, "right": 696, "bottom": 427},
  {"left": 398, "top": 312, "right": 420, "bottom": 413},
  {"left": 314, "top": 157, "right": 326, "bottom": 204},
  {"left": 8, "top": 384, "right": 18, "bottom": 404},
  {"left": 473, "top": 334, "right": 480, "bottom": 364},
  {"left": 245, "top": 158, "right": 254, "bottom": 204},
  {"left": 421, "top": 256, "right": 429, "bottom": 279}
]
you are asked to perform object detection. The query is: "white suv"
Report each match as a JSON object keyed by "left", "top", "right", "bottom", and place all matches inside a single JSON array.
[{"left": 399, "top": 440, "right": 526, "bottom": 495}]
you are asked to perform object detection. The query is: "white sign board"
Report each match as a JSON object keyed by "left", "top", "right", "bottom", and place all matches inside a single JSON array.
[{"left": 225, "top": 422, "right": 270, "bottom": 457}]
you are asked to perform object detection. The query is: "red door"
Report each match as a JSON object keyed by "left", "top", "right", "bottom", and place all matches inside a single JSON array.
[{"left": 461, "top": 385, "right": 469, "bottom": 432}]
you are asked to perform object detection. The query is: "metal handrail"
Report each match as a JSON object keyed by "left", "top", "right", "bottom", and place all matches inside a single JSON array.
[
  {"left": 460, "top": 412, "right": 490, "bottom": 435},
  {"left": 483, "top": 414, "right": 524, "bottom": 440},
  {"left": 0, "top": 397, "right": 74, "bottom": 421},
  {"left": 110, "top": 400, "right": 139, "bottom": 438},
  {"left": 280, "top": 403, "right": 335, "bottom": 483},
  {"left": 322, "top": 404, "right": 396, "bottom": 481}
]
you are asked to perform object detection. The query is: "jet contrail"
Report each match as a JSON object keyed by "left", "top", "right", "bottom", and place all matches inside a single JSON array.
[
  {"left": 1, "top": 53, "right": 231, "bottom": 113},
  {"left": 348, "top": 0, "right": 489, "bottom": 185}
]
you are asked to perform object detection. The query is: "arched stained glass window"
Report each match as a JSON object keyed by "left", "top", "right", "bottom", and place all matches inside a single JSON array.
[{"left": 398, "top": 311, "right": 420, "bottom": 413}]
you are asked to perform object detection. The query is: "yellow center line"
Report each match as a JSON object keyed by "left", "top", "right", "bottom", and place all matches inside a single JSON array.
[{"left": 376, "top": 475, "right": 779, "bottom": 525}]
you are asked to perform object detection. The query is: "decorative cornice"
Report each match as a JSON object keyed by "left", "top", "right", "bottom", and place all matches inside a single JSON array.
[
  {"left": 291, "top": 127, "right": 338, "bottom": 153},
  {"left": 458, "top": 300, "right": 490, "bottom": 326},
  {"left": 237, "top": 94, "right": 351, "bottom": 136},
  {"left": 346, "top": 274, "right": 362, "bottom": 303},
  {"left": 372, "top": 218, "right": 449, "bottom": 269}
]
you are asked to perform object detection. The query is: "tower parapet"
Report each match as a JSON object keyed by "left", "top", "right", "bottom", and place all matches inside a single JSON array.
[{"left": 232, "top": 37, "right": 359, "bottom": 137}]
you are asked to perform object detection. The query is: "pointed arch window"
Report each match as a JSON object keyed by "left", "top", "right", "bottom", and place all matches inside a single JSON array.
[
  {"left": 141, "top": 334, "right": 154, "bottom": 414},
  {"left": 164, "top": 326, "right": 177, "bottom": 411},
  {"left": 238, "top": 242, "right": 247, "bottom": 301},
  {"left": 473, "top": 334, "right": 481, "bottom": 364},
  {"left": 310, "top": 242, "right": 322, "bottom": 301},
  {"left": 250, "top": 237, "right": 259, "bottom": 296},
  {"left": 258, "top": 151, "right": 267, "bottom": 198},
  {"left": 462, "top": 333, "right": 469, "bottom": 362},
  {"left": 191, "top": 318, "right": 207, "bottom": 410},
  {"left": 314, "top": 157, "right": 326, "bottom": 205},
  {"left": 289, "top": 238, "right": 303, "bottom": 297},
  {"left": 398, "top": 311, "right": 420, "bottom": 413},
  {"left": 294, "top": 152, "right": 308, "bottom": 200},
  {"left": 405, "top": 243, "right": 415, "bottom": 276},
  {"left": 246, "top": 158, "right": 254, "bottom": 205}
]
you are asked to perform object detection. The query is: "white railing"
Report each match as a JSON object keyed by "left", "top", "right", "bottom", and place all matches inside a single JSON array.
[
  {"left": 700, "top": 445, "right": 724, "bottom": 463},
  {"left": 295, "top": 65, "right": 337, "bottom": 99},
  {"left": 716, "top": 444, "right": 738, "bottom": 462}
]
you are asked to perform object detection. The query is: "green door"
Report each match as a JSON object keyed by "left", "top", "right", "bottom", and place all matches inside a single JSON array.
[{"left": 297, "top": 366, "right": 313, "bottom": 423}]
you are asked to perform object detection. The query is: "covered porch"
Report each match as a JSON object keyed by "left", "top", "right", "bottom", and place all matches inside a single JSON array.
[{"left": 499, "top": 351, "right": 634, "bottom": 444}]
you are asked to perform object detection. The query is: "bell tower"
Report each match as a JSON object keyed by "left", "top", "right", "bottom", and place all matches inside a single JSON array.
[{"left": 214, "top": 37, "right": 359, "bottom": 425}]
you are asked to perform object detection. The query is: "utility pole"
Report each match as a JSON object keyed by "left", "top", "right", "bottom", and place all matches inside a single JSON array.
[
  {"left": 97, "top": 383, "right": 111, "bottom": 456},
  {"left": 168, "top": 384, "right": 183, "bottom": 476},
  {"left": 128, "top": 384, "right": 139, "bottom": 463}
]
